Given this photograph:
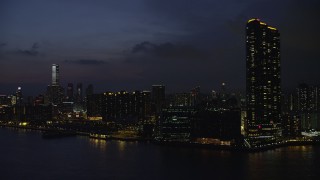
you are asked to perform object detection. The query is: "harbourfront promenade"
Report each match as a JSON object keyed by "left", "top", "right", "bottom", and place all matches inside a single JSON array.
[{"left": 1, "top": 120, "right": 319, "bottom": 153}]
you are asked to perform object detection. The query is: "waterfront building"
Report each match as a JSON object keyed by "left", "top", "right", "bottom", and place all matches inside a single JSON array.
[
  {"left": 282, "top": 113, "right": 301, "bottom": 137},
  {"left": 0, "top": 106, "right": 13, "bottom": 121},
  {"left": 193, "top": 108, "right": 242, "bottom": 145},
  {"left": 131, "top": 90, "right": 151, "bottom": 121},
  {"left": 246, "top": 18, "right": 281, "bottom": 144},
  {"left": 25, "top": 104, "right": 52, "bottom": 122},
  {"left": 103, "top": 92, "right": 116, "bottom": 121},
  {"left": 86, "top": 93, "right": 104, "bottom": 120},
  {"left": 156, "top": 106, "right": 195, "bottom": 142},
  {"left": 114, "top": 91, "right": 130, "bottom": 120},
  {"left": 101, "top": 91, "right": 152, "bottom": 123}
]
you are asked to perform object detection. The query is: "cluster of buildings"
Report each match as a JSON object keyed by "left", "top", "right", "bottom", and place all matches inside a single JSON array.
[
  {"left": 0, "top": 62, "right": 242, "bottom": 144},
  {"left": 244, "top": 18, "right": 320, "bottom": 147},
  {"left": 282, "top": 83, "right": 320, "bottom": 137},
  {"left": 1, "top": 18, "right": 319, "bottom": 147}
]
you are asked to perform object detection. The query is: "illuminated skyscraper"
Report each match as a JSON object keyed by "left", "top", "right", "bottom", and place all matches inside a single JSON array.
[
  {"left": 16, "top": 87, "right": 23, "bottom": 105},
  {"left": 47, "top": 64, "right": 64, "bottom": 106},
  {"left": 52, "top": 64, "right": 59, "bottom": 85},
  {"left": 246, "top": 19, "right": 281, "bottom": 139}
]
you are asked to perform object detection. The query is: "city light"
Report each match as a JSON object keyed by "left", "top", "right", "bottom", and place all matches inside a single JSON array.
[{"left": 0, "top": 18, "right": 319, "bottom": 155}]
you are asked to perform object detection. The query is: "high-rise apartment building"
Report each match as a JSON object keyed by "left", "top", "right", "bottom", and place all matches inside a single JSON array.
[
  {"left": 296, "top": 83, "right": 320, "bottom": 130},
  {"left": 246, "top": 18, "right": 281, "bottom": 138}
]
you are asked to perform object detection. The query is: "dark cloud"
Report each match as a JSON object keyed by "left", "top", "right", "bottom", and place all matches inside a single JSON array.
[
  {"left": 32, "top": 43, "right": 39, "bottom": 49},
  {"left": 131, "top": 41, "right": 209, "bottom": 60},
  {"left": 144, "top": 0, "right": 320, "bottom": 90},
  {"left": 1, "top": 0, "right": 320, "bottom": 94},
  {"left": 0, "top": 43, "right": 6, "bottom": 47},
  {"left": 16, "top": 43, "right": 40, "bottom": 56},
  {"left": 114, "top": 40, "right": 241, "bottom": 92},
  {"left": 0, "top": 43, "right": 7, "bottom": 56},
  {"left": 64, "top": 59, "right": 108, "bottom": 65}
]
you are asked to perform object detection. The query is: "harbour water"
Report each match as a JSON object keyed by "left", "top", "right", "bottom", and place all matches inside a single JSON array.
[{"left": 0, "top": 128, "right": 319, "bottom": 180}]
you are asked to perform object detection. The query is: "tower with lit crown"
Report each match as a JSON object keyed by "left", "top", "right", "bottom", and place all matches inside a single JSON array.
[
  {"left": 52, "top": 64, "right": 59, "bottom": 85},
  {"left": 47, "top": 64, "right": 64, "bottom": 106},
  {"left": 246, "top": 18, "right": 281, "bottom": 140}
]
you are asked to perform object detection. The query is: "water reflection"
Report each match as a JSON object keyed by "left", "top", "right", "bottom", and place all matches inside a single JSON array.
[
  {"left": 117, "top": 141, "right": 126, "bottom": 152},
  {"left": 287, "top": 145, "right": 312, "bottom": 151},
  {"left": 1, "top": 128, "right": 320, "bottom": 180},
  {"left": 88, "top": 138, "right": 107, "bottom": 151}
]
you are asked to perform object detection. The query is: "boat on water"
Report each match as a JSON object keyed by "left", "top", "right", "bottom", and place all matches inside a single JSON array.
[{"left": 42, "top": 130, "right": 77, "bottom": 139}]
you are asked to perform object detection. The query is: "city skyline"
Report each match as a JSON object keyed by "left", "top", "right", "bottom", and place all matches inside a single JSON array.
[
  {"left": 1, "top": 1, "right": 320, "bottom": 179},
  {"left": 1, "top": 16, "right": 319, "bottom": 144},
  {"left": 1, "top": 0, "right": 320, "bottom": 95}
]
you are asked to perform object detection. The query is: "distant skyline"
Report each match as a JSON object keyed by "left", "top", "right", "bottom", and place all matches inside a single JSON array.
[{"left": 1, "top": 0, "right": 320, "bottom": 95}]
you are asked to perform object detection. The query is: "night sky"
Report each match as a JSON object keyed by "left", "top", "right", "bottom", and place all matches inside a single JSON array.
[{"left": 1, "top": 0, "right": 319, "bottom": 95}]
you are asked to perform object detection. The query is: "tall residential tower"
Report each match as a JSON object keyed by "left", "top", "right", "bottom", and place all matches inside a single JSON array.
[{"left": 246, "top": 19, "right": 281, "bottom": 139}]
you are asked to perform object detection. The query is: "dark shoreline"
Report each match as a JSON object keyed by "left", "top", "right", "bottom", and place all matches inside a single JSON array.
[{"left": 1, "top": 124, "right": 319, "bottom": 153}]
